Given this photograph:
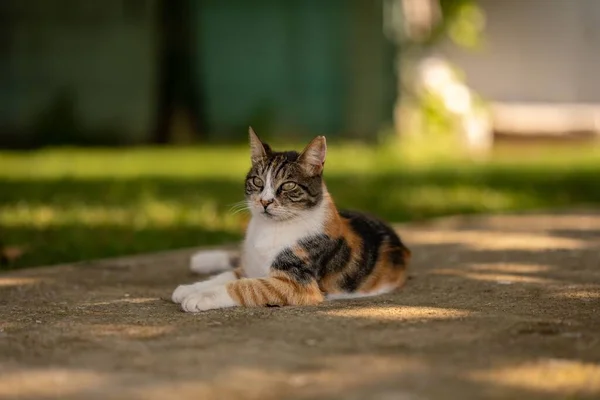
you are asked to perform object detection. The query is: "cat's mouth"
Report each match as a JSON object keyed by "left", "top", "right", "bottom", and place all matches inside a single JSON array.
[
  {"left": 261, "top": 209, "right": 288, "bottom": 221},
  {"left": 261, "top": 208, "right": 273, "bottom": 216}
]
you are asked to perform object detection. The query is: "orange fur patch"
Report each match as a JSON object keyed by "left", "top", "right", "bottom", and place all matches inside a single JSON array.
[
  {"left": 322, "top": 192, "right": 343, "bottom": 237},
  {"left": 226, "top": 270, "right": 323, "bottom": 307},
  {"left": 292, "top": 246, "right": 310, "bottom": 262},
  {"left": 358, "top": 241, "right": 408, "bottom": 294}
]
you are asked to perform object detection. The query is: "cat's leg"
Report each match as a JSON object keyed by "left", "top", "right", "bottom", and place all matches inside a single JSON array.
[
  {"left": 180, "top": 271, "right": 323, "bottom": 312},
  {"left": 172, "top": 266, "right": 244, "bottom": 304},
  {"left": 189, "top": 249, "right": 239, "bottom": 275}
]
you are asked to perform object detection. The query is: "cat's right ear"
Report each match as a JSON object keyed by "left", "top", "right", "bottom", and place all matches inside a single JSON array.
[{"left": 248, "top": 127, "right": 270, "bottom": 164}]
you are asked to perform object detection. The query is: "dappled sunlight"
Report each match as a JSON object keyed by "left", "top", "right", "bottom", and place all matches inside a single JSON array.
[
  {"left": 482, "top": 214, "right": 600, "bottom": 232},
  {"left": 552, "top": 287, "right": 600, "bottom": 300},
  {"left": 70, "top": 323, "right": 174, "bottom": 340},
  {"left": 0, "top": 199, "right": 244, "bottom": 231},
  {"left": 432, "top": 268, "right": 556, "bottom": 285},
  {"left": 320, "top": 305, "right": 471, "bottom": 321},
  {"left": 467, "top": 359, "right": 600, "bottom": 395},
  {"left": 468, "top": 263, "right": 551, "bottom": 273},
  {"left": 0, "top": 276, "right": 42, "bottom": 287},
  {"left": 0, "top": 368, "right": 107, "bottom": 398},
  {"left": 130, "top": 355, "right": 426, "bottom": 400},
  {"left": 430, "top": 262, "right": 556, "bottom": 285},
  {"left": 397, "top": 185, "right": 529, "bottom": 213},
  {"left": 2, "top": 145, "right": 600, "bottom": 268},
  {"left": 82, "top": 297, "right": 160, "bottom": 306},
  {"left": 0, "top": 148, "right": 250, "bottom": 180},
  {"left": 408, "top": 229, "right": 590, "bottom": 250}
]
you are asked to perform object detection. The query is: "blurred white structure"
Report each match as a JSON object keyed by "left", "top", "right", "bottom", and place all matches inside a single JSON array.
[{"left": 440, "top": 0, "right": 600, "bottom": 138}]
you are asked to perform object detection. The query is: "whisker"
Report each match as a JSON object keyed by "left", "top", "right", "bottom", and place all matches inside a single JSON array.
[
  {"left": 228, "top": 199, "right": 252, "bottom": 217},
  {"left": 230, "top": 207, "right": 250, "bottom": 216}
]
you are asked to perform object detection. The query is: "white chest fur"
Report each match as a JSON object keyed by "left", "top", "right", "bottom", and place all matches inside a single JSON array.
[{"left": 241, "top": 204, "right": 327, "bottom": 278}]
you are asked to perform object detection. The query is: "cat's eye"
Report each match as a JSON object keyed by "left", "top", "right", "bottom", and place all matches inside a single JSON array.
[
  {"left": 252, "top": 177, "right": 264, "bottom": 187},
  {"left": 281, "top": 182, "right": 297, "bottom": 191}
]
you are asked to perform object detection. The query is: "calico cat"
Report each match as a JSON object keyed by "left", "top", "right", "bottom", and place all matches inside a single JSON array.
[{"left": 172, "top": 128, "right": 410, "bottom": 312}]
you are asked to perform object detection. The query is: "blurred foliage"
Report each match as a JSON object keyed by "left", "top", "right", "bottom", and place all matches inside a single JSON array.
[
  {"left": 412, "top": 61, "right": 487, "bottom": 139},
  {"left": 431, "top": 0, "right": 485, "bottom": 49},
  {"left": 394, "top": 0, "right": 486, "bottom": 51},
  {"left": 394, "top": 0, "right": 487, "bottom": 141},
  {"left": 445, "top": 0, "right": 486, "bottom": 48},
  {"left": 1, "top": 141, "right": 600, "bottom": 269}
]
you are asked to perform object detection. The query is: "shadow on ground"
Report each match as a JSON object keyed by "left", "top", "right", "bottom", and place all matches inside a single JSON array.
[{"left": 1, "top": 211, "right": 599, "bottom": 399}]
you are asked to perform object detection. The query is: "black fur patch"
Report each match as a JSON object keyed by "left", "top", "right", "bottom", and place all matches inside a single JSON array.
[
  {"left": 271, "top": 248, "right": 315, "bottom": 284},
  {"left": 337, "top": 210, "right": 409, "bottom": 291},
  {"left": 298, "top": 234, "right": 352, "bottom": 279}
]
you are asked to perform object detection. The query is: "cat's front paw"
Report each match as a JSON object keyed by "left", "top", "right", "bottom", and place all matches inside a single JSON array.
[
  {"left": 180, "top": 286, "right": 237, "bottom": 312},
  {"left": 172, "top": 283, "right": 203, "bottom": 304},
  {"left": 172, "top": 271, "right": 238, "bottom": 303}
]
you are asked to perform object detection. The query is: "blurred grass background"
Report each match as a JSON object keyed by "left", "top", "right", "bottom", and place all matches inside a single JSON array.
[
  {"left": 5, "top": 0, "right": 600, "bottom": 270},
  {"left": 2, "top": 140, "right": 599, "bottom": 269}
]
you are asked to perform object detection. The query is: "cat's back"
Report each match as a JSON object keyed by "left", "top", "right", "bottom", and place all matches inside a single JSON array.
[
  {"left": 338, "top": 209, "right": 405, "bottom": 245},
  {"left": 338, "top": 208, "right": 410, "bottom": 265}
]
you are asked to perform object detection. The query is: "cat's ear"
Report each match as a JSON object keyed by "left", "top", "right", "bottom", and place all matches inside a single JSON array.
[
  {"left": 248, "top": 126, "right": 270, "bottom": 164},
  {"left": 298, "top": 136, "right": 327, "bottom": 176}
]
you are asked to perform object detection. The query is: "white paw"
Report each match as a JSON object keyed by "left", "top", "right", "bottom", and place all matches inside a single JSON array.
[
  {"left": 180, "top": 286, "right": 237, "bottom": 312},
  {"left": 172, "top": 271, "right": 237, "bottom": 303},
  {"left": 172, "top": 283, "right": 204, "bottom": 303},
  {"left": 190, "top": 250, "right": 233, "bottom": 274}
]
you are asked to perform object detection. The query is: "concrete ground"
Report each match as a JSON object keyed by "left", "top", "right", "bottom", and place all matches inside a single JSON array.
[{"left": 1, "top": 210, "right": 599, "bottom": 400}]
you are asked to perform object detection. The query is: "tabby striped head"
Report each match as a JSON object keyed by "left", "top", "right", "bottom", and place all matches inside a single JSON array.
[{"left": 245, "top": 127, "right": 327, "bottom": 221}]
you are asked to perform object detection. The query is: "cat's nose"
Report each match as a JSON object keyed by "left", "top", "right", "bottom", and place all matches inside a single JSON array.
[{"left": 260, "top": 199, "right": 274, "bottom": 210}]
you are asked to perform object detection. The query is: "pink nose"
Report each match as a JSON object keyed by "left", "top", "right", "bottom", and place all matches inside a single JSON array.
[{"left": 260, "top": 199, "right": 273, "bottom": 209}]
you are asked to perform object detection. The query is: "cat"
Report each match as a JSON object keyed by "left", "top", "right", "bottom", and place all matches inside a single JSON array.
[{"left": 171, "top": 127, "right": 411, "bottom": 312}]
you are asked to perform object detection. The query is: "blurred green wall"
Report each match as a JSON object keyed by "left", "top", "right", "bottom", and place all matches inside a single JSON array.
[
  {"left": 0, "top": 0, "right": 395, "bottom": 146},
  {"left": 1, "top": 0, "right": 159, "bottom": 147},
  {"left": 193, "top": 0, "right": 396, "bottom": 140}
]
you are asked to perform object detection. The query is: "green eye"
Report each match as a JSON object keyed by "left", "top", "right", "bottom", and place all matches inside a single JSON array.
[
  {"left": 252, "top": 177, "right": 264, "bottom": 187},
  {"left": 281, "top": 182, "right": 297, "bottom": 191}
]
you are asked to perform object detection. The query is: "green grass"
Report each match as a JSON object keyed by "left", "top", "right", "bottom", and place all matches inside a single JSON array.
[{"left": 1, "top": 140, "right": 599, "bottom": 269}]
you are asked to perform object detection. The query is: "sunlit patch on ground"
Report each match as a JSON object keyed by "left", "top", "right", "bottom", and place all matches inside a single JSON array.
[
  {"left": 482, "top": 214, "right": 600, "bottom": 232},
  {"left": 129, "top": 355, "right": 426, "bottom": 400},
  {"left": 467, "top": 263, "right": 551, "bottom": 274},
  {"left": 552, "top": 286, "right": 600, "bottom": 300},
  {"left": 0, "top": 276, "right": 42, "bottom": 287},
  {"left": 408, "top": 230, "right": 590, "bottom": 251},
  {"left": 81, "top": 324, "right": 174, "bottom": 340},
  {"left": 467, "top": 359, "right": 600, "bottom": 395},
  {"left": 320, "top": 306, "right": 472, "bottom": 321},
  {"left": 431, "top": 268, "right": 557, "bottom": 285},
  {"left": 82, "top": 297, "right": 160, "bottom": 306},
  {"left": 429, "top": 262, "right": 559, "bottom": 285},
  {"left": 0, "top": 369, "right": 107, "bottom": 398}
]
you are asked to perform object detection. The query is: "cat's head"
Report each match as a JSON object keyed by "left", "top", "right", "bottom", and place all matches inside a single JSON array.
[{"left": 245, "top": 127, "right": 326, "bottom": 221}]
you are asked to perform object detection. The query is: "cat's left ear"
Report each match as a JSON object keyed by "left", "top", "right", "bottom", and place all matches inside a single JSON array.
[{"left": 298, "top": 136, "right": 327, "bottom": 176}]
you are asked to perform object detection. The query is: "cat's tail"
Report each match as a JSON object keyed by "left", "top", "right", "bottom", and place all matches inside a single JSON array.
[{"left": 189, "top": 249, "right": 239, "bottom": 275}]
